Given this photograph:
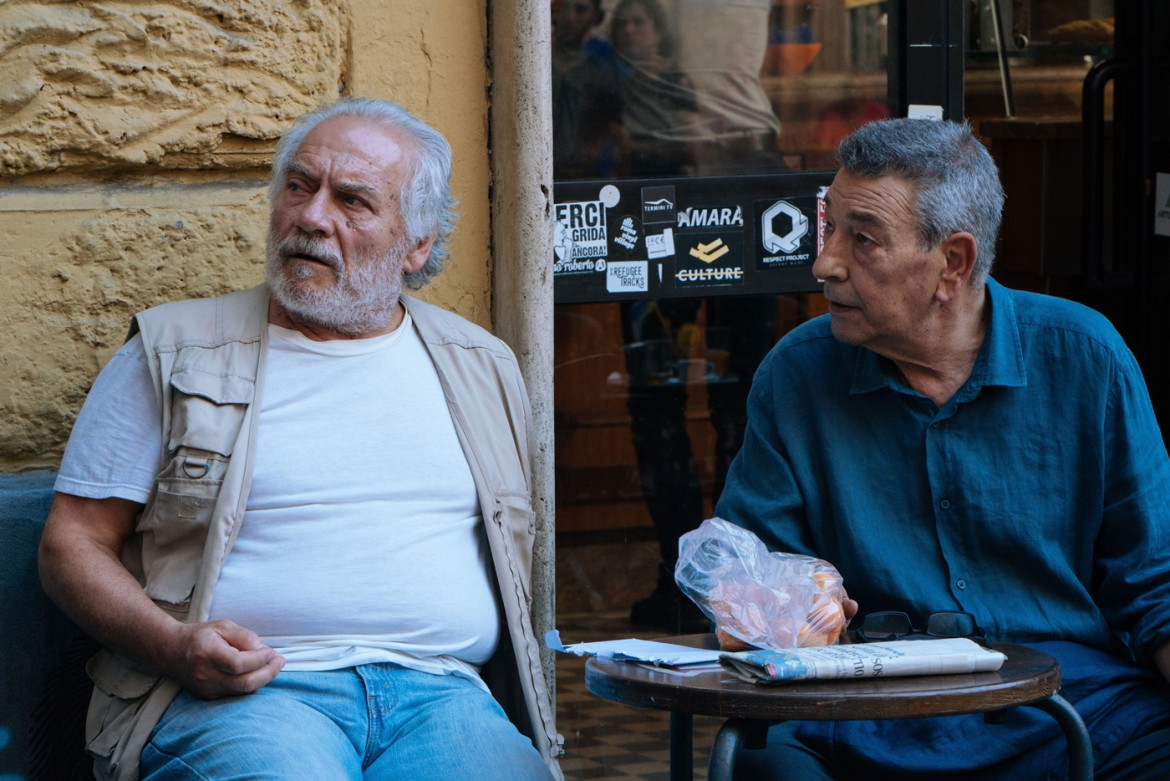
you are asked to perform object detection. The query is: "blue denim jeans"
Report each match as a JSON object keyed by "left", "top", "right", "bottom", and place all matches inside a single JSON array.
[{"left": 141, "top": 663, "right": 552, "bottom": 780}]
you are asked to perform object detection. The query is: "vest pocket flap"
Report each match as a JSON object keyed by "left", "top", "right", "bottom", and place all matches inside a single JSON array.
[
  {"left": 170, "top": 368, "right": 255, "bottom": 405},
  {"left": 86, "top": 649, "right": 162, "bottom": 700},
  {"left": 137, "top": 485, "right": 213, "bottom": 605},
  {"left": 85, "top": 649, "right": 177, "bottom": 773},
  {"left": 168, "top": 372, "right": 251, "bottom": 456},
  {"left": 139, "top": 449, "right": 229, "bottom": 605}
]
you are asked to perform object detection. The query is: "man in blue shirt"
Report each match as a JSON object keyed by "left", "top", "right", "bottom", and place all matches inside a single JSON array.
[{"left": 716, "top": 118, "right": 1170, "bottom": 779}]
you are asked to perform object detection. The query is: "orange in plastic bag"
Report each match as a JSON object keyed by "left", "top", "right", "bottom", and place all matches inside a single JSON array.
[{"left": 675, "top": 518, "right": 848, "bottom": 651}]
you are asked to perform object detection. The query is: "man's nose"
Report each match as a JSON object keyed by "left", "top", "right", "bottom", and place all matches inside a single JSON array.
[
  {"left": 296, "top": 191, "right": 335, "bottom": 236},
  {"left": 811, "top": 232, "right": 844, "bottom": 282}
]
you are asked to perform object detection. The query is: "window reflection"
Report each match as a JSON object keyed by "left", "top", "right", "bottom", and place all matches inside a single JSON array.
[
  {"left": 553, "top": 0, "right": 892, "bottom": 178},
  {"left": 612, "top": 0, "right": 703, "bottom": 176},
  {"left": 965, "top": 1, "right": 1116, "bottom": 296},
  {"left": 551, "top": 0, "right": 878, "bottom": 631}
]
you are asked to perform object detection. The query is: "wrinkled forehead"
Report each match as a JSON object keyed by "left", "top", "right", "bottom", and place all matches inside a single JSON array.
[
  {"left": 826, "top": 171, "right": 920, "bottom": 231},
  {"left": 294, "top": 117, "right": 411, "bottom": 184}
]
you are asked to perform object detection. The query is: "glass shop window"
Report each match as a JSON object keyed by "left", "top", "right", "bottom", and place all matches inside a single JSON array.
[
  {"left": 553, "top": 0, "right": 890, "bottom": 180},
  {"left": 551, "top": 1, "right": 888, "bottom": 627},
  {"left": 964, "top": 0, "right": 1116, "bottom": 296}
]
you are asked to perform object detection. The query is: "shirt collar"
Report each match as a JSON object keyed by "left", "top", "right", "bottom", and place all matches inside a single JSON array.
[{"left": 850, "top": 277, "right": 1027, "bottom": 395}]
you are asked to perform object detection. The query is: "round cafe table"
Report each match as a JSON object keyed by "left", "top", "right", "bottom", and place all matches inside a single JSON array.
[{"left": 584, "top": 634, "right": 1092, "bottom": 781}]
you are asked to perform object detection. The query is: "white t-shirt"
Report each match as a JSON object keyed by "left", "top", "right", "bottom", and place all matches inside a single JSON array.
[{"left": 56, "top": 312, "right": 500, "bottom": 681}]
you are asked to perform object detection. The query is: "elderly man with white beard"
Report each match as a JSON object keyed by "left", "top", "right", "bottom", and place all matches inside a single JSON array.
[{"left": 38, "top": 97, "right": 562, "bottom": 781}]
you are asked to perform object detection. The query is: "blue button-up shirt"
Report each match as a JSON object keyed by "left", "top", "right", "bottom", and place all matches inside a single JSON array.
[{"left": 716, "top": 278, "right": 1170, "bottom": 664}]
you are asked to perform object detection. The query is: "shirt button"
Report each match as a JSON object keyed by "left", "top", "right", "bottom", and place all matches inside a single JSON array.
[
  {"left": 957, "top": 579, "right": 968, "bottom": 590},
  {"left": 940, "top": 499, "right": 951, "bottom": 510}
]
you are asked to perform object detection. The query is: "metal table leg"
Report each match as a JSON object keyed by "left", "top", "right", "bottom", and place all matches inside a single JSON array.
[
  {"left": 705, "top": 719, "right": 746, "bottom": 781},
  {"left": 670, "top": 711, "right": 693, "bottom": 781},
  {"left": 690, "top": 694, "right": 1091, "bottom": 781},
  {"left": 1026, "top": 694, "right": 1094, "bottom": 781},
  {"left": 706, "top": 719, "right": 772, "bottom": 781}
]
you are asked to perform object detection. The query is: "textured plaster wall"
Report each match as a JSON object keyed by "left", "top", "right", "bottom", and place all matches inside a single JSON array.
[
  {"left": 0, "top": 1, "right": 346, "bottom": 174},
  {"left": 0, "top": 0, "right": 491, "bottom": 472}
]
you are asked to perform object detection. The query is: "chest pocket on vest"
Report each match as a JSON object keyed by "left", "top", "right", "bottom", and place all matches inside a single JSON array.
[{"left": 137, "top": 370, "right": 253, "bottom": 606}]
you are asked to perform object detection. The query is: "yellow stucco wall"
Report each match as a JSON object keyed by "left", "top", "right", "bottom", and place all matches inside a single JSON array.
[{"left": 0, "top": 0, "right": 491, "bottom": 472}]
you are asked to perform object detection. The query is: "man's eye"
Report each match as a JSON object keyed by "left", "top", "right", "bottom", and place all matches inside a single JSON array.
[{"left": 856, "top": 233, "right": 874, "bottom": 246}]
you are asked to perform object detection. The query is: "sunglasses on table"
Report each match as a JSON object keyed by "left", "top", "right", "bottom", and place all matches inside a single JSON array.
[{"left": 855, "top": 611, "right": 989, "bottom": 646}]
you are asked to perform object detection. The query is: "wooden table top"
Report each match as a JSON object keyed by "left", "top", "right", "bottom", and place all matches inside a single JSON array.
[{"left": 585, "top": 634, "right": 1062, "bottom": 723}]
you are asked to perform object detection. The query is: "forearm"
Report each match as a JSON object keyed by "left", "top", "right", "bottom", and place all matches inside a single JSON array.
[
  {"left": 41, "top": 492, "right": 286, "bottom": 698},
  {"left": 38, "top": 496, "right": 184, "bottom": 674}
]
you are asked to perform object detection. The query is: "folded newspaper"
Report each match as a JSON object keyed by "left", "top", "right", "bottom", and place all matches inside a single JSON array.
[{"left": 720, "top": 637, "right": 1006, "bottom": 684}]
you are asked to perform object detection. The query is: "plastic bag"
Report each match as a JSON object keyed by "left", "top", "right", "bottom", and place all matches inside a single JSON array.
[{"left": 674, "top": 518, "right": 848, "bottom": 651}]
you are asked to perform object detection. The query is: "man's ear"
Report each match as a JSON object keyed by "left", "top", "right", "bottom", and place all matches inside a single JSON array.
[
  {"left": 403, "top": 235, "right": 437, "bottom": 274},
  {"left": 936, "top": 231, "right": 978, "bottom": 303}
]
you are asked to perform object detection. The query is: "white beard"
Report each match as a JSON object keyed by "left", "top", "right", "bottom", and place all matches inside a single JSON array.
[{"left": 266, "top": 230, "right": 407, "bottom": 336}]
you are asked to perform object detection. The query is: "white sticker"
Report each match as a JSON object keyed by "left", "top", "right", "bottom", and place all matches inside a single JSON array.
[
  {"left": 553, "top": 201, "right": 608, "bottom": 261},
  {"left": 908, "top": 104, "right": 944, "bottom": 120},
  {"left": 646, "top": 228, "right": 675, "bottom": 259},
  {"left": 606, "top": 261, "right": 649, "bottom": 293}
]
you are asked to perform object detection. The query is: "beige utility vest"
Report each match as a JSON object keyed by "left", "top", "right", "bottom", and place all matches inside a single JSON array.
[{"left": 84, "top": 285, "right": 561, "bottom": 780}]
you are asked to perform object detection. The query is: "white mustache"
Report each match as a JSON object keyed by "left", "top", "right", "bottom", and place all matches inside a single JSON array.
[{"left": 280, "top": 234, "right": 343, "bottom": 276}]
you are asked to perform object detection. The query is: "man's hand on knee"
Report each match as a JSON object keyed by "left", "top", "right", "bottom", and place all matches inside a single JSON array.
[{"left": 171, "top": 619, "right": 286, "bottom": 699}]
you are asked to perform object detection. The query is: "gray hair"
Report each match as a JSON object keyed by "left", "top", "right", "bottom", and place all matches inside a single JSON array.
[
  {"left": 836, "top": 119, "right": 1004, "bottom": 286},
  {"left": 269, "top": 97, "right": 457, "bottom": 289}
]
